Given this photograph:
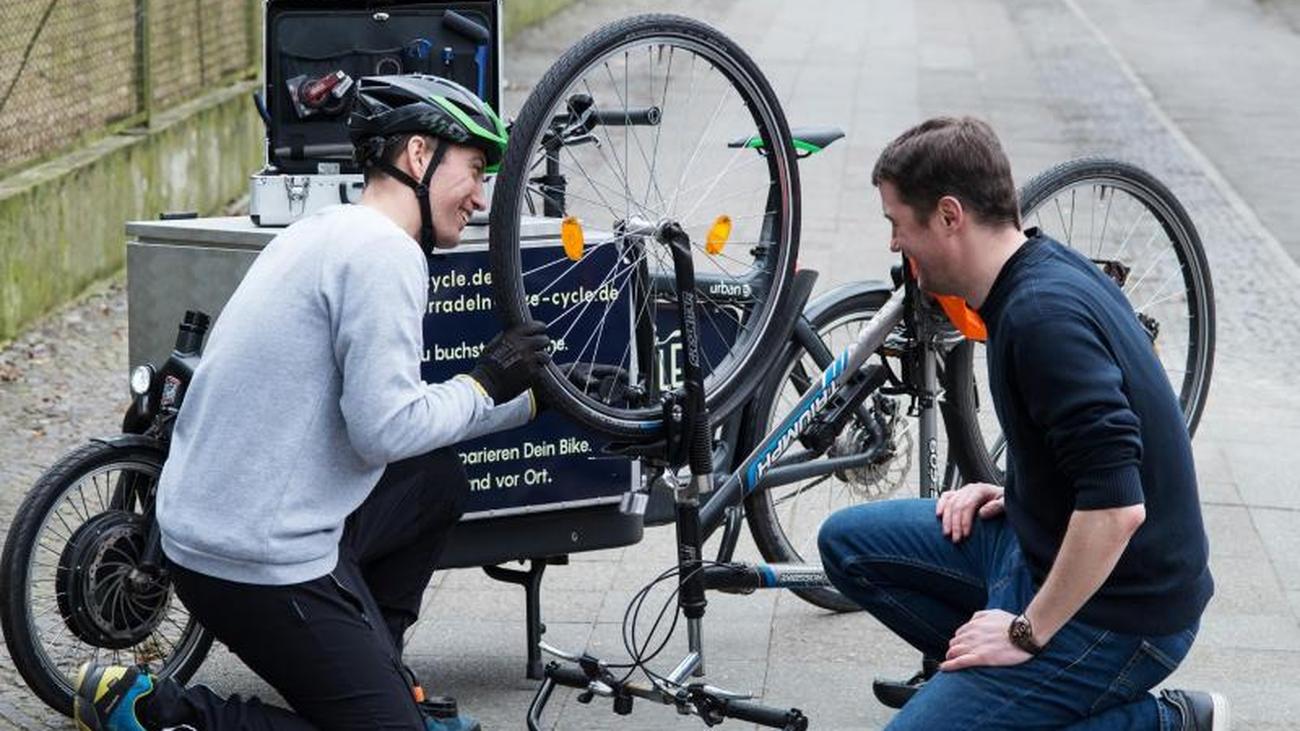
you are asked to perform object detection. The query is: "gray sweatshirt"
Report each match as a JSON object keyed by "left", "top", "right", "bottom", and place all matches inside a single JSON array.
[{"left": 157, "top": 204, "right": 531, "bottom": 585}]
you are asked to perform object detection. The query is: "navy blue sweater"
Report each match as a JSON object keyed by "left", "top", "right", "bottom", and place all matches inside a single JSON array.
[{"left": 978, "top": 230, "right": 1213, "bottom": 635}]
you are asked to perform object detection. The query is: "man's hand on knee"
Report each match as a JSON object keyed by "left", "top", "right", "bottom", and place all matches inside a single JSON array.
[
  {"left": 935, "top": 482, "right": 1005, "bottom": 542},
  {"left": 940, "top": 609, "right": 1033, "bottom": 672}
]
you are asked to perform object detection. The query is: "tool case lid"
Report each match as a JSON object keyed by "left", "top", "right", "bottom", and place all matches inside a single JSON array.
[{"left": 263, "top": 0, "right": 501, "bottom": 175}]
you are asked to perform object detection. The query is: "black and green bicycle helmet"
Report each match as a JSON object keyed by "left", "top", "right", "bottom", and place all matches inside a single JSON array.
[{"left": 348, "top": 74, "right": 507, "bottom": 253}]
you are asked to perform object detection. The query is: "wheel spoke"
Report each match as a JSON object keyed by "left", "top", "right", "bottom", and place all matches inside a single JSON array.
[
  {"left": 601, "top": 54, "right": 668, "bottom": 214},
  {"left": 668, "top": 68, "right": 735, "bottom": 218}
]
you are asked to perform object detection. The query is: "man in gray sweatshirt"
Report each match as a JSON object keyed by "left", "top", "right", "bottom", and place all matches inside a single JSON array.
[{"left": 73, "top": 76, "right": 543, "bottom": 731}]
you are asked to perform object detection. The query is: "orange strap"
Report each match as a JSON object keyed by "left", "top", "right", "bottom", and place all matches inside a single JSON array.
[
  {"left": 906, "top": 258, "right": 987, "bottom": 341},
  {"left": 933, "top": 294, "right": 987, "bottom": 342}
]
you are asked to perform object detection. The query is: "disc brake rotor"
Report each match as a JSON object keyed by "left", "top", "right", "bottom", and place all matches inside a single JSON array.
[{"left": 830, "top": 407, "right": 913, "bottom": 500}]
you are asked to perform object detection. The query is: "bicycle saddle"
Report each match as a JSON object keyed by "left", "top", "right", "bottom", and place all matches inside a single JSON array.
[
  {"left": 789, "top": 125, "right": 846, "bottom": 152},
  {"left": 727, "top": 125, "right": 845, "bottom": 156}
]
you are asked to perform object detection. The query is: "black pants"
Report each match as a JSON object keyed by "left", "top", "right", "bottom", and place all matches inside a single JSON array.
[{"left": 147, "top": 449, "right": 470, "bottom": 730}]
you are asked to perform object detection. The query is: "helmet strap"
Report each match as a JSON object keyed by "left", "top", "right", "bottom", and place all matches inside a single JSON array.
[{"left": 369, "top": 138, "right": 449, "bottom": 257}]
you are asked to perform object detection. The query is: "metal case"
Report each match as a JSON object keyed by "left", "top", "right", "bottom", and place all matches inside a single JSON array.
[{"left": 248, "top": 172, "right": 364, "bottom": 226}]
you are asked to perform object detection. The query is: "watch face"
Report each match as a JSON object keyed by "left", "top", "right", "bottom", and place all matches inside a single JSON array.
[
  {"left": 1011, "top": 617, "right": 1030, "bottom": 639},
  {"left": 1009, "top": 616, "right": 1039, "bottom": 652}
]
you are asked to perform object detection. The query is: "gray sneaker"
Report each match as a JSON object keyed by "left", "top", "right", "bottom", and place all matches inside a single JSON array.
[{"left": 1160, "top": 689, "right": 1229, "bottom": 731}]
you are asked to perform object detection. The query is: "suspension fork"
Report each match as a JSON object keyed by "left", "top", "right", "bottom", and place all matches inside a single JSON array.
[
  {"left": 917, "top": 340, "right": 942, "bottom": 499},
  {"left": 902, "top": 259, "right": 943, "bottom": 499},
  {"left": 661, "top": 222, "right": 712, "bottom": 679}
]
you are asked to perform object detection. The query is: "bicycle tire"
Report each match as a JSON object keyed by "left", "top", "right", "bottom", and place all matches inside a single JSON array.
[
  {"left": 938, "top": 339, "right": 1007, "bottom": 487},
  {"left": 0, "top": 440, "right": 213, "bottom": 716},
  {"left": 743, "top": 287, "right": 1004, "bottom": 612},
  {"left": 944, "top": 158, "right": 1216, "bottom": 486},
  {"left": 490, "top": 14, "right": 800, "bottom": 439}
]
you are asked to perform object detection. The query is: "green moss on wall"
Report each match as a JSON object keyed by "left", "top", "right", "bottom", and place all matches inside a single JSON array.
[{"left": 0, "top": 82, "right": 262, "bottom": 342}]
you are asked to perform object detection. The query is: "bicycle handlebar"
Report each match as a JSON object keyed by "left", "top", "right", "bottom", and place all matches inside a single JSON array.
[
  {"left": 546, "top": 665, "right": 591, "bottom": 688},
  {"left": 719, "top": 698, "right": 809, "bottom": 730}
]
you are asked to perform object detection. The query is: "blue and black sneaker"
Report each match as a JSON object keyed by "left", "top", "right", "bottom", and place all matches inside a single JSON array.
[
  {"left": 405, "top": 663, "right": 480, "bottom": 731},
  {"left": 419, "top": 693, "right": 481, "bottom": 731},
  {"left": 73, "top": 662, "right": 155, "bottom": 731}
]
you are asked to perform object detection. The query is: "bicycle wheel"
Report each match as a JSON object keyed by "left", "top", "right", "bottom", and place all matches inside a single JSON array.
[
  {"left": 0, "top": 440, "right": 212, "bottom": 716},
  {"left": 945, "top": 158, "right": 1216, "bottom": 486},
  {"left": 490, "top": 14, "right": 800, "bottom": 439},
  {"left": 740, "top": 288, "right": 886, "bottom": 611}
]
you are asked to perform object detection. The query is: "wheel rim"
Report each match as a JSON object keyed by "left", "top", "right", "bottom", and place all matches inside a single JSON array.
[
  {"left": 500, "top": 29, "right": 797, "bottom": 428},
  {"left": 756, "top": 310, "right": 915, "bottom": 562},
  {"left": 21, "top": 456, "right": 205, "bottom": 700},
  {"left": 1022, "top": 177, "right": 1211, "bottom": 429}
]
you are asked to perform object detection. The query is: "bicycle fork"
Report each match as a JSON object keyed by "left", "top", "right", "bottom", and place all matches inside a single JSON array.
[{"left": 527, "top": 222, "right": 808, "bottom": 730}]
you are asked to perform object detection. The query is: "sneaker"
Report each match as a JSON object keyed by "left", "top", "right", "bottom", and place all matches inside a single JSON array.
[
  {"left": 73, "top": 663, "right": 155, "bottom": 731},
  {"left": 407, "top": 665, "right": 481, "bottom": 731},
  {"left": 1160, "top": 689, "right": 1230, "bottom": 731},
  {"left": 423, "top": 710, "right": 482, "bottom": 731},
  {"left": 420, "top": 696, "right": 481, "bottom": 731},
  {"left": 871, "top": 658, "right": 939, "bottom": 709}
]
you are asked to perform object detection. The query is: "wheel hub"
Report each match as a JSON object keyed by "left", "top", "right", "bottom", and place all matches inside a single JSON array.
[{"left": 56, "top": 510, "right": 171, "bottom": 649}]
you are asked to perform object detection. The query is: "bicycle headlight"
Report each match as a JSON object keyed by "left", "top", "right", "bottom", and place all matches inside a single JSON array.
[{"left": 129, "top": 365, "right": 155, "bottom": 396}]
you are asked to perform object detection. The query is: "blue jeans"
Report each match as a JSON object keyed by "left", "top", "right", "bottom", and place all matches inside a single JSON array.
[{"left": 817, "top": 499, "right": 1195, "bottom": 730}]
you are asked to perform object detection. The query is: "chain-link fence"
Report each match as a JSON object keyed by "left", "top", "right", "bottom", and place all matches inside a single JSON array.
[
  {"left": 150, "top": 0, "right": 257, "bottom": 111},
  {"left": 0, "top": 0, "right": 258, "bottom": 175}
]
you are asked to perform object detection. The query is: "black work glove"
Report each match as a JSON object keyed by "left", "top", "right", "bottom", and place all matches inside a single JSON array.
[
  {"left": 567, "top": 362, "right": 636, "bottom": 405},
  {"left": 467, "top": 320, "right": 551, "bottom": 404}
]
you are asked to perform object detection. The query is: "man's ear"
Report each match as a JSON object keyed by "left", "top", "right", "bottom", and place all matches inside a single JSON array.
[{"left": 936, "top": 195, "right": 964, "bottom": 230}]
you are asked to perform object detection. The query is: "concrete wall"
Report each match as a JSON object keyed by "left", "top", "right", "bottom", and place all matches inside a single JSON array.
[{"left": 0, "top": 81, "right": 262, "bottom": 342}]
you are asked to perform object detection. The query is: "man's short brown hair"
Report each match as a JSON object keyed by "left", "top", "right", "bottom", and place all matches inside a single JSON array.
[{"left": 871, "top": 117, "right": 1019, "bottom": 228}]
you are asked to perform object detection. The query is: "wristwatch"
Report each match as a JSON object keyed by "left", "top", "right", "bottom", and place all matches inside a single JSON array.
[{"left": 1008, "top": 614, "right": 1044, "bottom": 655}]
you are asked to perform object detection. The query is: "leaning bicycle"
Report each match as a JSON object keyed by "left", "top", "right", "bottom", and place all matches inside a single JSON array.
[{"left": 484, "top": 13, "right": 1216, "bottom": 728}]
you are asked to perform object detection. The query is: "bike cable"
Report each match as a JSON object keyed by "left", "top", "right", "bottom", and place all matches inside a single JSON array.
[{"left": 614, "top": 560, "right": 755, "bottom": 688}]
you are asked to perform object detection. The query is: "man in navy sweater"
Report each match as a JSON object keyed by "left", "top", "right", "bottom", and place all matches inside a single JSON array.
[{"left": 818, "top": 117, "right": 1225, "bottom": 730}]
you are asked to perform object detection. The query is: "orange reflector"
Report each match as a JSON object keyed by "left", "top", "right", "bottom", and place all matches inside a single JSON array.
[
  {"left": 934, "top": 294, "right": 987, "bottom": 342},
  {"left": 561, "top": 216, "right": 584, "bottom": 261},
  {"left": 706, "top": 215, "right": 732, "bottom": 255}
]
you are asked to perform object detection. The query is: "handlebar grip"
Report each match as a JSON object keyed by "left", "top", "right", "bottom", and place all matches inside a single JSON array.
[
  {"left": 443, "top": 9, "right": 491, "bottom": 42},
  {"left": 546, "top": 666, "right": 591, "bottom": 689},
  {"left": 722, "top": 699, "right": 808, "bottom": 730},
  {"left": 589, "top": 106, "right": 661, "bottom": 126}
]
